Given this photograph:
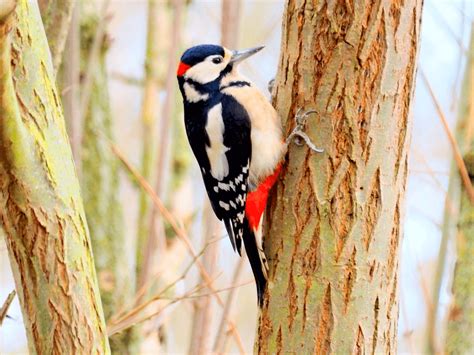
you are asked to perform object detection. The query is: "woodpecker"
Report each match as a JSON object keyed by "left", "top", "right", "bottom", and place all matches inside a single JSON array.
[{"left": 176, "top": 44, "right": 285, "bottom": 306}]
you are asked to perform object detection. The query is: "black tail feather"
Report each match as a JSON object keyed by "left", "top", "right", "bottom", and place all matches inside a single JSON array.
[{"left": 242, "top": 220, "right": 267, "bottom": 307}]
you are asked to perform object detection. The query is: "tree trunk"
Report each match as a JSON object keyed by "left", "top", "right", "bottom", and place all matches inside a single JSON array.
[
  {"left": 0, "top": 1, "right": 109, "bottom": 353},
  {"left": 136, "top": 0, "right": 161, "bottom": 285},
  {"left": 38, "top": 0, "right": 75, "bottom": 74},
  {"left": 80, "top": 7, "right": 137, "bottom": 354},
  {"left": 257, "top": 1, "right": 422, "bottom": 353},
  {"left": 445, "top": 25, "right": 474, "bottom": 355}
]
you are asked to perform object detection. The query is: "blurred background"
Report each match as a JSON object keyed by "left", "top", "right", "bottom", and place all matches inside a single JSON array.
[{"left": 0, "top": 0, "right": 472, "bottom": 353}]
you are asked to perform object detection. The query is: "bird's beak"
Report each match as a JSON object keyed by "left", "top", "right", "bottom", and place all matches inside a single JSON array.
[{"left": 229, "top": 46, "right": 264, "bottom": 64}]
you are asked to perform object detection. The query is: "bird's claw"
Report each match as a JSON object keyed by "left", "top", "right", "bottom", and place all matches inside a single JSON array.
[{"left": 286, "top": 108, "right": 324, "bottom": 153}]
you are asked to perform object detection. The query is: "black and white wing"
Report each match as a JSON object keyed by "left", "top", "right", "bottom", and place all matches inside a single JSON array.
[{"left": 186, "top": 94, "right": 251, "bottom": 254}]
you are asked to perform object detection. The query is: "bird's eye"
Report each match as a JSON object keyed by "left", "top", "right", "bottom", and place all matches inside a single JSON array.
[{"left": 212, "top": 57, "right": 223, "bottom": 64}]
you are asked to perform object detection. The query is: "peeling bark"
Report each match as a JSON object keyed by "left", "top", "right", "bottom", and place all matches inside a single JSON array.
[
  {"left": 0, "top": 1, "right": 109, "bottom": 353},
  {"left": 256, "top": 1, "right": 422, "bottom": 353}
]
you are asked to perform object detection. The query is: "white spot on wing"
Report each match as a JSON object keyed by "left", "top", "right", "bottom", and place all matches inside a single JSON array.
[
  {"left": 218, "top": 182, "right": 230, "bottom": 191},
  {"left": 219, "top": 201, "right": 230, "bottom": 211},
  {"left": 205, "top": 104, "right": 230, "bottom": 180}
]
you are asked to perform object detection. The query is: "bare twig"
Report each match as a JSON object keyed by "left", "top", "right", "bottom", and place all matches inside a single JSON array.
[
  {"left": 108, "top": 140, "right": 245, "bottom": 353},
  {"left": 427, "top": 2, "right": 468, "bottom": 56},
  {"left": 109, "top": 236, "right": 222, "bottom": 326},
  {"left": 108, "top": 280, "right": 252, "bottom": 336},
  {"left": 420, "top": 69, "right": 474, "bottom": 203},
  {"left": 213, "top": 257, "right": 245, "bottom": 354},
  {"left": 110, "top": 71, "right": 145, "bottom": 87},
  {"left": 189, "top": 201, "right": 221, "bottom": 355},
  {"left": 0, "top": 290, "right": 16, "bottom": 326}
]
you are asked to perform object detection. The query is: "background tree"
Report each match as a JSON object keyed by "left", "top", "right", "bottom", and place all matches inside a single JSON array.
[
  {"left": 444, "top": 24, "right": 474, "bottom": 355},
  {"left": 0, "top": 1, "right": 109, "bottom": 353},
  {"left": 257, "top": 1, "right": 423, "bottom": 353},
  {"left": 79, "top": 4, "right": 137, "bottom": 353}
]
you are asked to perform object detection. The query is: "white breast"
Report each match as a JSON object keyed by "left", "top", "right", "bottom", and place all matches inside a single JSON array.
[{"left": 222, "top": 83, "right": 285, "bottom": 184}]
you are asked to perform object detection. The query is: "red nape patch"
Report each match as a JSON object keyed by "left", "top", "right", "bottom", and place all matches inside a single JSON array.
[
  {"left": 245, "top": 163, "right": 283, "bottom": 231},
  {"left": 177, "top": 62, "right": 191, "bottom": 76}
]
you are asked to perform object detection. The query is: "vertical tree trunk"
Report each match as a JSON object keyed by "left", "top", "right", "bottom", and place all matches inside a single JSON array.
[
  {"left": 0, "top": 1, "right": 109, "bottom": 353},
  {"left": 445, "top": 25, "right": 474, "bottom": 355},
  {"left": 257, "top": 1, "right": 422, "bottom": 353},
  {"left": 38, "top": 0, "right": 75, "bottom": 74},
  {"left": 80, "top": 7, "right": 137, "bottom": 354},
  {"left": 136, "top": 0, "right": 161, "bottom": 285}
]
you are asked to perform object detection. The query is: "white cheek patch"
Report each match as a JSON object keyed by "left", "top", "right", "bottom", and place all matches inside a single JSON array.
[
  {"left": 205, "top": 103, "right": 230, "bottom": 180},
  {"left": 183, "top": 82, "right": 209, "bottom": 102}
]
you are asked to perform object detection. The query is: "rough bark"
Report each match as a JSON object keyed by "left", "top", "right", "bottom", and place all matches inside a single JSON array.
[
  {"left": 0, "top": 1, "right": 109, "bottom": 353},
  {"left": 256, "top": 1, "right": 422, "bottom": 353},
  {"left": 80, "top": 9, "right": 137, "bottom": 354},
  {"left": 38, "top": 0, "right": 75, "bottom": 74},
  {"left": 445, "top": 25, "right": 474, "bottom": 355}
]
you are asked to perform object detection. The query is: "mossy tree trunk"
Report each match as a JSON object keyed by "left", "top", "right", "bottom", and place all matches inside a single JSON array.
[
  {"left": 79, "top": 6, "right": 137, "bottom": 353},
  {"left": 257, "top": 1, "right": 422, "bottom": 353},
  {"left": 0, "top": 1, "right": 109, "bottom": 353},
  {"left": 445, "top": 25, "right": 474, "bottom": 355},
  {"left": 38, "top": 0, "right": 75, "bottom": 74}
]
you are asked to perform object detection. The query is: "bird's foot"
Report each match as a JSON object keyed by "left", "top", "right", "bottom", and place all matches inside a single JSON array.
[{"left": 286, "top": 108, "right": 324, "bottom": 153}]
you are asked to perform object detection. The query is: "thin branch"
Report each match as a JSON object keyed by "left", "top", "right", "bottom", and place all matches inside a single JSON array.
[
  {"left": 189, "top": 201, "right": 221, "bottom": 355},
  {"left": 427, "top": 2, "right": 468, "bottom": 56},
  {"left": 420, "top": 69, "right": 474, "bottom": 203},
  {"left": 108, "top": 236, "right": 222, "bottom": 326},
  {"left": 110, "top": 71, "right": 145, "bottom": 87},
  {"left": 107, "top": 139, "right": 245, "bottom": 353},
  {"left": 108, "top": 280, "right": 252, "bottom": 337},
  {"left": 213, "top": 257, "right": 245, "bottom": 354},
  {"left": 0, "top": 290, "right": 16, "bottom": 326}
]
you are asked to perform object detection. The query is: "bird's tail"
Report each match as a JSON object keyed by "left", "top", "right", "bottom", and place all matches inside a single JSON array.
[{"left": 242, "top": 218, "right": 268, "bottom": 307}]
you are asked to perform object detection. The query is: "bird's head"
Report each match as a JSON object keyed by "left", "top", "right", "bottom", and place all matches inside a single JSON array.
[{"left": 176, "top": 44, "right": 264, "bottom": 85}]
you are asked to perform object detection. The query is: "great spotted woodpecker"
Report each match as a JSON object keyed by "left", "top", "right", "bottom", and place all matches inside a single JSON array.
[{"left": 177, "top": 44, "right": 285, "bottom": 306}]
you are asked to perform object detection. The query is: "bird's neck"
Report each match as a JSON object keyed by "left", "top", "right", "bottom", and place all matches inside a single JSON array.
[{"left": 181, "top": 70, "right": 251, "bottom": 105}]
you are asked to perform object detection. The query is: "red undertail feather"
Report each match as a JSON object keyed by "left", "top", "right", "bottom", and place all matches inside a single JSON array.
[
  {"left": 177, "top": 62, "right": 191, "bottom": 76},
  {"left": 245, "top": 163, "right": 282, "bottom": 230}
]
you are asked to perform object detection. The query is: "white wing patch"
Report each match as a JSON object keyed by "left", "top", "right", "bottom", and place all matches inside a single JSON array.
[
  {"left": 205, "top": 103, "right": 230, "bottom": 180},
  {"left": 183, "top": 82, "right": 209, "bottom": 103}
]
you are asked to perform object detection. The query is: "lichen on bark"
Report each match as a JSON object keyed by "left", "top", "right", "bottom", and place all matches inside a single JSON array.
[
  {"left": 0, "top": 1, "right": 110, "bottom": 353},
  {"left": 257, "top": 1, "right": 423, "bottom": 353}
]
